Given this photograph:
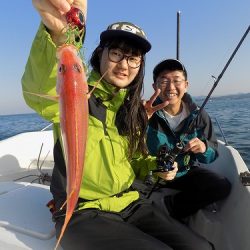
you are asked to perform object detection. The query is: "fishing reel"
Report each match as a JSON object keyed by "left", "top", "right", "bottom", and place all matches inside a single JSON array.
[
  {"left": 144, "top": 142, "right": 184, "bottom": 187},
  {"left": 144, "top": 142, "right": 184, "bottom": 194},
  {"left": 153, "top": 143, "right": 184, "bottom": 172}
]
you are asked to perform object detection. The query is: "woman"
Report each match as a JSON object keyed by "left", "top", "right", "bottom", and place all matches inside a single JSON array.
[{"left": 22, "top": 1, "right": 214, "bottom": 249}]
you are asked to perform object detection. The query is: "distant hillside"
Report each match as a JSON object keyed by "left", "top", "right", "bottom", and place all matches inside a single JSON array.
[{"left": 194, "top": 92, "right": 250, "bottom": 102}]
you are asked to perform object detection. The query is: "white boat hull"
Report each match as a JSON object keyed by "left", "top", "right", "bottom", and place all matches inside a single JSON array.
[{"left": 0, "top": 130, "right": 249, "bottom": 250}]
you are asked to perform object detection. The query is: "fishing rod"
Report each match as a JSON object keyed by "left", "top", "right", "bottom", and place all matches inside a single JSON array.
[
  {"left": 181, "top": 25, "right": 249, "bottom": 144},
  {"left": 176, "top": 11, "right": 181, "bottom": 60},
  {"left": 160, "top": 23, "right": 250, "bottom": 172},
  {"left": 146, "top": 25, "right": 250, "bottom": 197},
  {"left": 181, "top": 26, "right": 250, "bottom": 142}
]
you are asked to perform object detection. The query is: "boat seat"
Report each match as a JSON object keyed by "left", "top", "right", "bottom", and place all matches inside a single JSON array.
[
  {"left": 188, "top": 207, "right": 232, "bottom": 250},
  {"left": 149, "top": 187, "right": 232, "bottom": 250},
  {"left": 0, "top": 182, "right": 56, "bottom": 250}
]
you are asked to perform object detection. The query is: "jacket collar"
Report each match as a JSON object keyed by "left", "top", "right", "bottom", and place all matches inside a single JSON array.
[{"left": 88, "top": 70, "right": 128, "bottom": 111}]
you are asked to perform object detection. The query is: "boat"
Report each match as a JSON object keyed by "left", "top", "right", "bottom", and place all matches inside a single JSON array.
[
  {"left": 0, "top": 128, "right": 249, "bottom": 250},
  {"left": 0, "top": 130, "right": 55, "bottom": 250}
]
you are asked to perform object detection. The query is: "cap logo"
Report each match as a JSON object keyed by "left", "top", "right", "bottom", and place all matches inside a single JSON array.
[
  {"left": 109, "top": 23, "right": 146, "bottom": 38},
  {"left": 101, "top": 21, "right": 151, "bottom": 52}
]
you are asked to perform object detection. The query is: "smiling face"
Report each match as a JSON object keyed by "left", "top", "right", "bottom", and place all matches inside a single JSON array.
[
  {"left": 154, "top": 69, "right": 188, "bottom": 114},
  {"left": 99, "top": 47, "right": 141, "bottom": 88}
]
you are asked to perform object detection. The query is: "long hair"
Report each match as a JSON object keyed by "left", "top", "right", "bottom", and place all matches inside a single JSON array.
[{"left": 89, "top": 39, "right": 148, "bottom": 158}]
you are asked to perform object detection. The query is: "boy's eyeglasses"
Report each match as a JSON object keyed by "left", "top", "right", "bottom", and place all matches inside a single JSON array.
[{"left": 158, "top": 79, "right": 186, "bottom": 87}]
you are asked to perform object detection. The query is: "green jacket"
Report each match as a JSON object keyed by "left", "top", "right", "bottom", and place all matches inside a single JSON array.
[{"left": 22, "top": 24, "right": 156, "bottom": 213}]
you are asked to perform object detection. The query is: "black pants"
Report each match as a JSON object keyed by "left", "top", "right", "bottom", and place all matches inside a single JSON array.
[
  {"left": 162, "top": 167, "right": 232, "bottom": 219},
  {"left": 55, "top": 200, "right": 213, "bottom": 250}
]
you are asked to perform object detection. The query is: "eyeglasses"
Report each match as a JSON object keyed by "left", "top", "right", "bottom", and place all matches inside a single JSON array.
[
  {"left": 157, "top": 79, "right": 186, "bottom": 87},
  {"left": 108, "top": 48, "right": 142, "bottom": 69}
]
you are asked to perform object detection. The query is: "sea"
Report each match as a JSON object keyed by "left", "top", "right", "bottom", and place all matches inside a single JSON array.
[{"left": 0, "top": 93, "right": 249, "bottom": 168}]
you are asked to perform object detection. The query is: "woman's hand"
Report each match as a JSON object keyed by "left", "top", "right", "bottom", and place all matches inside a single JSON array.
[
  {"left": 32, "top": 0, "right": 87, "bottom": 45},
  {"left": 157, "top": 163, "right": 178, "bottom": 181},
  {"left": 143, "top": 88, "right": 169, "bottom": 119}
]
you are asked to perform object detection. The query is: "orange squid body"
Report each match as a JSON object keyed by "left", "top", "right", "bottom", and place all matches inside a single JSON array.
[{"left": 55, "top": 44, "right": 88, "bottom": 248}]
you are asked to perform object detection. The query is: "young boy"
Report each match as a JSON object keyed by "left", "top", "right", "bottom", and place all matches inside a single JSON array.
[{"left": 147, "top": 59, "right": 231, "bottom": 220}]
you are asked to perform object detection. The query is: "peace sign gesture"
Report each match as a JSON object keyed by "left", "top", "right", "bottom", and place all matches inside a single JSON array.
[{"left": 143, "top": 88, "right": 169, "bottom": 119}]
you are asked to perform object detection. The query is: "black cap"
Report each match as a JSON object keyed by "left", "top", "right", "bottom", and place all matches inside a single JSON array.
[
  {"left": 100, "top": 21, "right": 151, "bottom": 53},
  {"left": 153, "top": 59, "right": 187, "bottom": 81}
]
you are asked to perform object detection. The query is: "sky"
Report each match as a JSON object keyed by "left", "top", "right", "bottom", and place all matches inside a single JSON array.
[{"left": 0, "top": 0, "right": 249, "bottom": 115}]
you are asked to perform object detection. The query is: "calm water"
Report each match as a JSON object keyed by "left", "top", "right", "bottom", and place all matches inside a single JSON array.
[
  {"left": 0, "top": 113, "right": 50, "bottom": 141},
  {"left": 0, "top": 93, "right": 250, "bottom": 168},
  {"left": 195, "top": 93, "right": 250, "bottom": 168}
]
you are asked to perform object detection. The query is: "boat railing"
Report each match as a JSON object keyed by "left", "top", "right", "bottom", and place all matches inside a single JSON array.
[{"left": 213, "top": 117, "right": 229, "bottom": 146}]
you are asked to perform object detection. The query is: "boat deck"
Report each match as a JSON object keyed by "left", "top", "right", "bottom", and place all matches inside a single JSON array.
[{"left": 0, "top": 182, "right": 56, "bottom": 250}]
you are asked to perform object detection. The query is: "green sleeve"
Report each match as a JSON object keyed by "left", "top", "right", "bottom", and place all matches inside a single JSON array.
[
  {"left": 21, "top": 23, "right": 60, "bottom": 122},
  {"left": 130, "top": 154, "right": 157, "bottom": 181}
]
